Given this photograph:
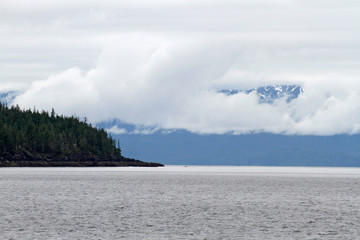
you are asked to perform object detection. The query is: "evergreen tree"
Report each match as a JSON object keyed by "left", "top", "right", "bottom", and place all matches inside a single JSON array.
[{"left": 0, "top": 103, "right": 122, "bottom": 158}]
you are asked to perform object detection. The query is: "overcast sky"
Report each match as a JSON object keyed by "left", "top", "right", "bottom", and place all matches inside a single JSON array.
[{"left": 2, "top": 0, "right": 360, "bottom": 135}]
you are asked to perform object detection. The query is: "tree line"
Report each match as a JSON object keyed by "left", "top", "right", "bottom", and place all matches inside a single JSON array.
[{"left": 0, "top": 102, "right": 121, "bottom": 158}]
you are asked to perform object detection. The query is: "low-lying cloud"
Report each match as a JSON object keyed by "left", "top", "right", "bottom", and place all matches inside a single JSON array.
[{"left": 13, "top": 33, "right": 360, "bottom": 136}]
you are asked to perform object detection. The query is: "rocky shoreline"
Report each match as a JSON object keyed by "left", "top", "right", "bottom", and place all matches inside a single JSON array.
[{"left": 0, "top": 154, "right": 164, "bottom": 167}]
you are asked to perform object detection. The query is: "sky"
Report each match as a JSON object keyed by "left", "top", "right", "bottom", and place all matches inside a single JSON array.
[{"left": 1, "top": 0, "right": 360, "bottom": 135}]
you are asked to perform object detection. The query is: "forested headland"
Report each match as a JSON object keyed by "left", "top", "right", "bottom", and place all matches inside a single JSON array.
[{"left": 0, "top": 103, "right": 163, "bottom": 167}]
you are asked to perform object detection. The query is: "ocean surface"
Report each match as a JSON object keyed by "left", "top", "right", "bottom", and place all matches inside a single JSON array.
[{"left": 1, "top": 166, "right": 360, "bottom": 240}]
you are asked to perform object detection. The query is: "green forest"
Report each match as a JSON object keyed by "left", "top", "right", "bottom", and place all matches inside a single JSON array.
[{"left": 0, "top": 102, "right": 121, "bottom": 158}]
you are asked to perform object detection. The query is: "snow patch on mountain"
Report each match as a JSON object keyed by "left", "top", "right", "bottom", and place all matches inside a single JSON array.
[
  {"left": 219, "top": 85, "right": 304, "bottom": 103},
  {"left": 0, "top": 91, "right": 18, "bottom": 104}
]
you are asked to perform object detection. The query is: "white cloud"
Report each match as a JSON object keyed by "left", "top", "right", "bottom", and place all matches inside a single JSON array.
[
  {"left": 106, "top": 126, "right": 127, "bottom": 135},
  {"left": 3, "top": 0, "right": 360, "bottom": 135},
  {"left": 14, "top": 67, "right": 99, "bottom": 118}
]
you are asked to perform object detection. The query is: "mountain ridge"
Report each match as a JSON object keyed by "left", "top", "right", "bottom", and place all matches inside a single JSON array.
[{"left": 218, "top": 84, "right": 304, "bottom": 103}]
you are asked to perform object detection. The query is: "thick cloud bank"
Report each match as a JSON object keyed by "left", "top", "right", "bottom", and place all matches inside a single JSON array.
[
  {"left": 13, "top": 34, "right": 360, "bottom": 135},
  {"left": 3, "top": 0, "right": 360, "bottom": 135}
]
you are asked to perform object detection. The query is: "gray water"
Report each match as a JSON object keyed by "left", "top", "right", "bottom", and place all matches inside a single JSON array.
[{"left": 1, "top": 166, "right": 360, "bottom": 240}]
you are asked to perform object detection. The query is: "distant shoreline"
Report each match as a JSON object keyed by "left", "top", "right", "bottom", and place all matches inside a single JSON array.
[
  {"left": 0, "top": 161, "right": 164, "bottom": 167},
  {"left": 0, "top": 155, "right": 164, "bottom": 167}
]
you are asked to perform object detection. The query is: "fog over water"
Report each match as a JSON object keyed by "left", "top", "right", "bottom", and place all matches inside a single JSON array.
[{"left": 1, "top": 166, "right": 360, "bottom": 239}]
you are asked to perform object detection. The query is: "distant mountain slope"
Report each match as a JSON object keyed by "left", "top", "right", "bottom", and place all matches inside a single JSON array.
[
  {"left": 107, "top": 128, "right": 360, "bottom": 167},
  {"left": 0, "top": 91, "right": 18, "bottom": 104},
  {"left": 219, "top": 85, "right": 303, "bottom": 103},
  {"left": 96, "top": 119, "right": 360, "bottom": 167},
  {"left": 94, "top": 84, "right": 359, "bottom": 167}
]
